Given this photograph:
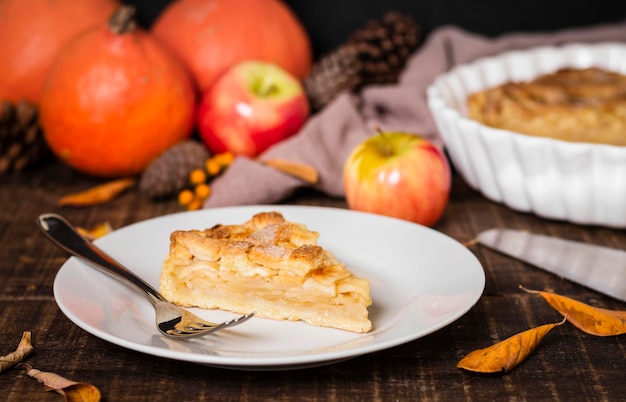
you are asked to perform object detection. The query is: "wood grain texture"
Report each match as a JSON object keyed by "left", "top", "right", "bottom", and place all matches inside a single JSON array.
[{"left": 1, "top": 161, "right": 625, "bottom": 401}]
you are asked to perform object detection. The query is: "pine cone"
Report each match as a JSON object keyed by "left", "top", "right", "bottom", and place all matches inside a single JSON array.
[
  {"left": 303, "top": 45, "right": 363, "bottom": 111},
  {"left": 139, "top": 140, "right": 210, "bottom": 200},
  {"left": 304, "top": 11, "right": 420, "bottom": 112},
  {"left": 347, "top": 11, "right": 420, "bottom": 86},
  {"left": 0, "top": 100, "right": 50, "bottom": 174}
]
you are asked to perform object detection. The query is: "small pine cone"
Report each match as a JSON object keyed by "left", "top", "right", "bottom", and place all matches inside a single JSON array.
[
  {"left": 303, "top": 11, "right": 420, "bottom": 112},
  {"left": 139, "top": 139, "right": 210, "bottom": 200},
  {"left": 0, "top": 99, "right": 50, "bottom": 174},
  {"left": 347, "top": 11, "right": 420, "bottom": 86},
  {"left": 303, "top": 45, "right": 363, "bottom": 111}
]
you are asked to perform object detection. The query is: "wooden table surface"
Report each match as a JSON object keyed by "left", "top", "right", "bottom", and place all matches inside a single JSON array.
[{"left": 2, "top": 161, "right": 625, "bottom": 401}]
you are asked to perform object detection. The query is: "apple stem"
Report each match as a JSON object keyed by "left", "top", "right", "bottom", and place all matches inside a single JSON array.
[
  {"left": 257, "top": 76, "right": 279, "bottom": 97},
  {"left": 381, "top": 142, "right": 394, "bottom": 157},
  {"left": 374, "top": 127, "right": 395, "bottom": 157}
]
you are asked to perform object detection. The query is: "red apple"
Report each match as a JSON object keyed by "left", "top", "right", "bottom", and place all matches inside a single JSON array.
[
  {"left": 343, "top": 131, "right": 451, "bottom": 227},
  {"left": 197, "top": 61, "right": 309, "bottom": 157}
]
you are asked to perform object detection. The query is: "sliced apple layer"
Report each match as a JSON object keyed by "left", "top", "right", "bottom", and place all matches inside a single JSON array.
[{"left": 160, "top": 211, "right": 372, "bottom": 333}]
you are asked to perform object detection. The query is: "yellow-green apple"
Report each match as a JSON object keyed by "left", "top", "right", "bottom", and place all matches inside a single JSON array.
[
  {"left": 197, "top": 61, "right": 309, "bottom": 157},
  {"left": 343, "top": 131, "right": 451, "bottom": 226}
]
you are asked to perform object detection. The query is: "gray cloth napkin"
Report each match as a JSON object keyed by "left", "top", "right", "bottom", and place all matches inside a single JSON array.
[{"left": 205, "top": 20, "right": 626, "bottom": 208}]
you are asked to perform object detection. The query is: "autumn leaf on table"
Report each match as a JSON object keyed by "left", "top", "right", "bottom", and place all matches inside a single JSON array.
[
  {"left": 76, "top": 222, "right": 113, "bottom": 240},
  {"left": 0, "top": 331, "right": 34, "bottom": 373},
  {"left": 457, "top": 317, "right": 565, "bottom": 374},
  {"left": 57, "top": 177, "right": 135, "bottom": 207},
  {"left": 521, "top": 286, "right": 626, "bottom": 336},
  {"left": 24, "top": 364, "right": 101, "bottom": 402},
  {"left": 261, "top": 158, "right": 319, "bottom": 184}
]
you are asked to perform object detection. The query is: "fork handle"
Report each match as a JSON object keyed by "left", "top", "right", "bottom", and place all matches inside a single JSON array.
[{"left": 37, "top": 213, "right": 165, "bottom": 304}]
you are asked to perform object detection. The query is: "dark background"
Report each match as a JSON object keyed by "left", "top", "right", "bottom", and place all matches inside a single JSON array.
[{"left": 124, "top": 0, "right": 626, "bottom": 58}]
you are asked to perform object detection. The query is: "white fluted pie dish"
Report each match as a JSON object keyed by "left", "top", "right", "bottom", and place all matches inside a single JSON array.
[{"left": 427, "top": 42, "right": 626, "bottom": 228}]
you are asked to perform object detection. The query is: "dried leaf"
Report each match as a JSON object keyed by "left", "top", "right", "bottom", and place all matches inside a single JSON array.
[
  {"left": 76, "top": 222, "right": 113, "bottom": 240},
  {"left": 261, "top": 158, "right": 319, "bottom": 183},
  {"left": 25, "top": 365, "right": 101, "bottom": 402},
  {"left": 58, "top": 177, "right": 135, "bottom": 207},
  {"left": 521, "top": 286, "right": 626, "bottom": 336},
  {"left": 0, "top": 331, "right": 34, "bottom": 373},
  {"left": 457, "top": 318, "right": 565, "bottom": 373}
]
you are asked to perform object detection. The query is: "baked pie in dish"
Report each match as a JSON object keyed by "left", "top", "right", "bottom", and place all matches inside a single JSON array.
[
  {"left": 467, "top": 67, "right": 626, "bottom": 146},
  {"left": 160, "top": 211, "right": 372, "bottom": 333}
]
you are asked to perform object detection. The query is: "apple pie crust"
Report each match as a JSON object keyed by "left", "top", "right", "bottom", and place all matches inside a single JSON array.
[
  {"left": 467, "top": 67, "right": 626, "bottom": 146},
  {"left": 160, "top": 211, "right": 372, "bottom": 333}
]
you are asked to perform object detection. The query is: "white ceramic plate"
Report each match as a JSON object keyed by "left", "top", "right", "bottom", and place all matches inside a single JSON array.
[{"left": 53, "top": 205, "right": 485, "bottom": 370}]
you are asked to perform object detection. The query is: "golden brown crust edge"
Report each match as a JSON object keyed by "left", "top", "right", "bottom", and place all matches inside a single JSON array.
[{"left": 467, "top": 67, "right": 626, "bottom": 146}]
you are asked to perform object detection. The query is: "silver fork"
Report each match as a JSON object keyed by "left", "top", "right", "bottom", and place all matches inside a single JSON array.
[{"left": 37, "top": 213, "right": 254, "bottom": 339}]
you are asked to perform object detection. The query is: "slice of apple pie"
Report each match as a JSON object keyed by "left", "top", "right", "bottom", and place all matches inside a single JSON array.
[{"left": 160, "top": 211, "right": 372, "bottom": 333}]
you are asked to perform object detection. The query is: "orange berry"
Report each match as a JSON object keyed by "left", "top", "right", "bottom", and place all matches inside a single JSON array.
[
  {"left": 205, "top": 158, "right": 221, "bottom": 176},
  {"left": 186, "top": 198, "right": 203, "bottom": 210},
  {"left": 195, "top": 183, "right": 211, "bottom": 199},
  {"left": 177, "top": 189, "right": 194, "bottom": 206},
  {"left": 216, "top": 151, "right": 235, "bottom": 166},
  {"left": 189, "top": 168, "right": 207, "bottom": 185}
]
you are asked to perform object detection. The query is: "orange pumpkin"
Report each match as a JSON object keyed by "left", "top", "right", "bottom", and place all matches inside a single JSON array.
[
  {"left": 0, "top": 0, "right": 119, "bottom": 104},
  {"left": 152, "top": 0, "right": 313, "bottom": 93},
  {"left": 39, "top": 6, "right": 196, "bottom": 178}
]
